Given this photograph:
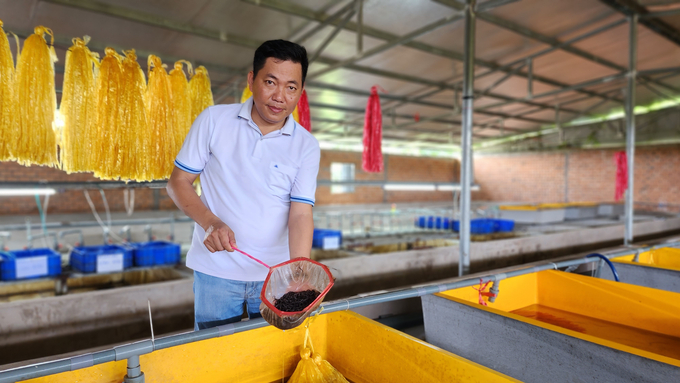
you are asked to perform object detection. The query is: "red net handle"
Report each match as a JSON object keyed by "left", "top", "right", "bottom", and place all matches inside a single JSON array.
[{"left": 233, "top": 246, "right": 271, "bottom": 269}]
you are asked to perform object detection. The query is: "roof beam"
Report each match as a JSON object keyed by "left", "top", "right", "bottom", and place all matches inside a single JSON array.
[
  {"left": 434, "top": 0, "right": 680, "bottom": 95},
  {"left": 241, "top": 0, "right": 620, "bottom": 103},
  {"left": 599, "top": 0, "right": 680, "bottom": 47}
]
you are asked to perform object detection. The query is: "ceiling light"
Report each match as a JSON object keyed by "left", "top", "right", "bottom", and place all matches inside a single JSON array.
[
  {"left": 0, "top": 188, "right": 57, "bottom": 196},
  {"left": 383, "top": 183, "right": 436, "bottom": 191}
]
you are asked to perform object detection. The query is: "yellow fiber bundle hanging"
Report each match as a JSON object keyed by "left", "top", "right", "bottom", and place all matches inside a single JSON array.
[
  {"left": 60, "top": 36, "right": 98, "bottom": 173},
  {"left": 92, "top": 47, "right": 123, "bottom": 179},
  {"left": 189, "top": 65, "right": 214, "bottom": 124},
  {"left": 146, "top": 55, "right": 175, "bottom": 180},
  {"left": 240, "top": 85, "right": 299, "bottom": 123},
  {"left": 119, "top": 50, "right": 148, "bottom": 181},
  {"left": 0, "top": 20, "right": 16, "bottom": 161},
  {"left": 169, "top": 60, "right": 192, "bottom": 155},
  {"left": 15, "top": 26, "right": 58, "bottom": 166}
]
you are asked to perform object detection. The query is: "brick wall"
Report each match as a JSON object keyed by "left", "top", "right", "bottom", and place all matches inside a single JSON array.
[
  {"left": 315, "top": 151, "right": 459, "bottom": 205},
  {"left": 0, "top": 162, "right": 175, "bottom": 215},
  {"left": 0, "top": 151, "right": 460, "bottom": 215},
  {"left": 473, "top": 146, "right": 680, "bottom": 212}
]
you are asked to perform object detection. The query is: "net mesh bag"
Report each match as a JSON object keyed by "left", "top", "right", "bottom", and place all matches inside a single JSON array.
[
  {"left": 60, "top": 36, "right": 98, "bottom": 173},
  {"left": 146, "top": 55, "right": 175, "bottom": 180},
  {"left": 92, "top": 47, "right": 123, "bottom": 179},
  {"left": 15, "top": 26, "right": 58, "bottom": 167},
  {"left": 260, "top": 258, "right": 334, "bottom": 330},
  {"left": 119, "top": 49, "right": 148, "bottom": 181},
  {"left": 169, "top": 60, "right": 192, "bottom": 156},
  {"left": 0, "top": 20, "right": 17, "bottom": 162},
  {"left": 188, "top": 65, "right": 214, "bottom": 125}
]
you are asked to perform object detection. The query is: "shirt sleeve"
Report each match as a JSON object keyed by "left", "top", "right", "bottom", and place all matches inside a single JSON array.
[
  {"left": 290, "top": 139, "right": 321, "bottom": 206},
  {"left": 174, "top": 107, "right": 213, "bottom": 174}
]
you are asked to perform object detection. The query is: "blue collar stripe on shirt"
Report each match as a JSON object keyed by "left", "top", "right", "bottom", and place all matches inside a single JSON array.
[
  {"left": 174, "top": 159, "right": 202, "bottom": 174},
  {"left": 291, "top": 196, "right": 315, "bottom": 206}
]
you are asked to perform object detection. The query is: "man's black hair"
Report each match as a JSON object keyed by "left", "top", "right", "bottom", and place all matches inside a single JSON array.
[{"left": 253, "top": 40, "right": 308, "bottom": 85}]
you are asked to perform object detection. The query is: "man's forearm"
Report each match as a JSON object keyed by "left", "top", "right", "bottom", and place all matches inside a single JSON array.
[
  {"left": 167, "top": 170, "right": 219, "bottom": 231},
  {"left": 288, "top": 211, "right": 314, "bottom": 259}
]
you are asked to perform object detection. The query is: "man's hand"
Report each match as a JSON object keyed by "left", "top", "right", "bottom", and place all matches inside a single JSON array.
[{"left": 203, "top": 219, "right": 237, "bottom": 253}]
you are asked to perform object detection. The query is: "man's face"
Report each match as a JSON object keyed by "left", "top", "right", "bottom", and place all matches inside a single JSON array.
[{"left": 247, "top": 57, "right": 303, "bottom": 127}]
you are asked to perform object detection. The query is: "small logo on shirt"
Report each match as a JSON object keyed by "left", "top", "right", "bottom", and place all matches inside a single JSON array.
[{"left": 274, "top": 164, "right": 278, "bottom": 168}]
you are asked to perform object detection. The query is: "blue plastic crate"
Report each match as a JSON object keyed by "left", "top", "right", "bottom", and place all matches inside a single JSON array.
[
  {"left": 452, "top": 218, "right": 496, "bottom": 234},
  {"left": 133, "top": 241, "right": 181, "bottom": 266},
  {"left": 0, "top": 248, "right": 61, "bottom": 281},
  {"left": 494, "top": 219, "right": 515, "bottom": 233},
  {"left": 70, "top": 244, "right": 133, "bottom": 274},
  {"left": 312, "top": 229, "right": 342, "bottom": 249},
  {"left": 442, "top": 217, "right": 450, "bottom": 230},
  {"left": 427, "top": 216, "right": 435, "bottom": 229},
  {"left": 416, "top": 216, "right": 426, "bottom": 228},
  {"left": 435, "top": 217, "right": 443, "bottom": 229}
]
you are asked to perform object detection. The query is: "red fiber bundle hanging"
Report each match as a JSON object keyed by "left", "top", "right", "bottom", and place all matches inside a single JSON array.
[
  {"left": 362, "top": 85, "right": 383, "bottom": 173},
  {"left": 614, "top": 151, "right": 627, "bottom": 201},
  {"left": 297, "top": 89, "right": 312, "bottom": 132}
]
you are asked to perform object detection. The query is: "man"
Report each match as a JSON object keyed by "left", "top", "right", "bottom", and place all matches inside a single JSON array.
[{"left": 167, "top": 40, "right": 319, "bottom": 330}]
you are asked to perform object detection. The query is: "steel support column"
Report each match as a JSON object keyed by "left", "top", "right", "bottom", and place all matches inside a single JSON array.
[
  {"left": 459, "top": 0, "right": 475, "bottom": 276},
  {"left": 625, "top": 14, "right": 637, "bottom": 245}
]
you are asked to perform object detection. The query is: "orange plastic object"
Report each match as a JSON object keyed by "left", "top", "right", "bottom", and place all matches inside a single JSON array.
[
  {"left": 0, "top": 20, "right": 16, "bottom": 161},
  {"left": 146, "top": 55, "right": 176, "bottom": 179},
  {"left": 15, "top": 26, "right": 58, "bottom": 166},
  {"left": 169, "top": 60, "right": 192, "bottom": 155},
  {"left": 119, "top": 50, "right": 148, "bottom": 181},
  {"left": 189, "top": 66, "right": 214, "bottom": 125},
  {"left": 60, "top": 36, "right": 98, "bottom": 173},
  {"left": 92, "top": 47, "right": 123, "bottom": 179}
]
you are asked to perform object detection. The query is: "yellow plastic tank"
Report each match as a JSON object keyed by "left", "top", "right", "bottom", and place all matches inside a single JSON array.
[
  {"left": 437, "top": 270, "right": 680, "bottom": 367},
  {"left": 615, "top": 247, "right": 680, "bottom": 271},
  {"left": 23, "top": 311, "right": 517, "bottom": 383}
]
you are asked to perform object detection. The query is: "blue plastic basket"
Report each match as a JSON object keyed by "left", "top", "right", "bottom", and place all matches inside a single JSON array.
[
  {"left": 435, "top": 217, "right": 443, "bottom": 229},
  {"left": 416, "top": 216, "right": 426, "bottom": 228},
  {"left": 132, "top": 241, "right": 181, "bottom": 266},
  {"left": 70, "top": 244, "right": 133, "bottom": 274},
  {"left": 427, "top": 216, "right": 435, "bottom": 229},
  {"left": 0, "top": 248, "right": 62, "bottom": 281},
  {"left": 442, "top": 217, "right": 450, "bottom": 230},
  {"left": 452, "top": 218, "right": 496, "bottom": 234},
  {"left": 494, "top": 219, "right": 515, "bottom": 233},
  {"left": 312, "top": 229, "right": 342, "bottom": 249}
]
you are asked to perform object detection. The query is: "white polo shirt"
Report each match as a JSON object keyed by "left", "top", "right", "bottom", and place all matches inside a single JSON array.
[{"left": 174, "top": 97, "right": 320, "bottom": 281}]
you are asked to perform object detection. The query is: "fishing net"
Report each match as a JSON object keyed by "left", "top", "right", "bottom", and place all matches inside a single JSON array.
[
  {"left": 119, "top": 50, "right": 148, "bottom": 181},
  {"left": 240, "top": 85, "right": 300, "bottom": 123},
  {"left": 60, "top": 36, "right": 98, "bottom": 173},
  {"left": 146, "top": 55, "right": 175, "bottom": 179},
  {"left": 0, "top": 20, "right": 16, "bottom": 161},
  {"left": 189, "top": 65, "right": 214, "bottom": 125},
  {"left": 362, "top": 85, "right": 383, "bottom": 173},
  {"left": 15, "top": 26, "right": 58, "bottom": 167},
  {"left": 260, "top": 258, "right": 333, "bottom": 330},
  {"left": 297, "top": 89, "right": 312, "bottom": 132},
  {"left": 92, "top": 47, "right": 123, "bottom": 179},
  {"left": 169, "top": 60, "right": 192, "bottom": 156}
]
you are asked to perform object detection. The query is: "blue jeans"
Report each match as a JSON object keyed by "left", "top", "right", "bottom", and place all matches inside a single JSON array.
[{"left": 193, "top": 271, "right": 264, "bottom": 330}]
